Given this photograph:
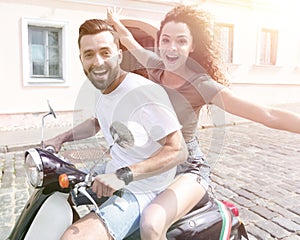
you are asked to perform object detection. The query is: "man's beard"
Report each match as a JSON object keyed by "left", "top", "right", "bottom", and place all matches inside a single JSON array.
[{"left": 85, "top": 65, "right": 118, "bottom": 92}]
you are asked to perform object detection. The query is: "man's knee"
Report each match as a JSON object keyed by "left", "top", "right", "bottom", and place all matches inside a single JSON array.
[{"left": 60, "top": 212, "right": 112, "bottom": 240}]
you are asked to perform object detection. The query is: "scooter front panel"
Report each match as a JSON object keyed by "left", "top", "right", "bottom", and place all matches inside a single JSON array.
[{"left": 24, "top": 192, "right": 72, "bottom": 240}]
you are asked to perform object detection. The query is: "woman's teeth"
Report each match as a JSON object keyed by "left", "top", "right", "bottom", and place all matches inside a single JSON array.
[{"left": 166, "top": 54, "right": 179, "bottom": 62}]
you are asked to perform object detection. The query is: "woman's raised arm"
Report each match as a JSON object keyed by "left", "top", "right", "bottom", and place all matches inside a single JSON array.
[{"left": 107, "top": 7, "right": 153, "bottom": 67}]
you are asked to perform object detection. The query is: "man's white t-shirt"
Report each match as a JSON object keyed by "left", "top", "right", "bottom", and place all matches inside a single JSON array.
[{"left": 94, "top": 72, "right": 182, "bottom": 212}]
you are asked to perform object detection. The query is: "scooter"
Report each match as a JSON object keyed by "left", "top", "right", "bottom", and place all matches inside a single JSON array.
[{"left": 7, "top": 103, "right": 249, "bottom": 240}]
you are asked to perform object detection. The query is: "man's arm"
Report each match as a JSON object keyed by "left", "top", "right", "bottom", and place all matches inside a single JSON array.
[
  {"left": 92, "top": 129, "right": 187, "bottom": 197},
  {"left": 44, "top": 117, "right": 100, "bottom": 152},
  {"left": 130, "top": 130, "right": 187, "bottom": 180}
]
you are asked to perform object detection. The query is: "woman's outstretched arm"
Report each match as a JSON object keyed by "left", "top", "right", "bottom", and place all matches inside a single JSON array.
[{"left": 212, "top": 88, "right": 300, "bottom": 133}]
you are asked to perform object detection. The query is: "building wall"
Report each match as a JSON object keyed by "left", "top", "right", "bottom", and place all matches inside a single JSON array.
[
  {"left": 0, "top": 0, "right": 172, "bottom": 115},
  {"left": 1, "top": 0, "right": 300, "bottom": 129}
]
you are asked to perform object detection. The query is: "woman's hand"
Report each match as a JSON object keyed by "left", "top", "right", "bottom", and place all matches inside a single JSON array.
[{"left": 106, "top": 6, "right": 122, "bottom": 25}]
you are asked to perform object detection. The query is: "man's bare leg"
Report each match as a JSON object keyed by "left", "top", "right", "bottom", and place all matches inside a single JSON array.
[{"left": 60, "top": 212, "right": 113, "bottom": 240}]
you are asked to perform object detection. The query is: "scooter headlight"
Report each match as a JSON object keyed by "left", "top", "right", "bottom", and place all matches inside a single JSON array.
[{"left": 24, "top": 149, "right": 44, "bottom": 187}]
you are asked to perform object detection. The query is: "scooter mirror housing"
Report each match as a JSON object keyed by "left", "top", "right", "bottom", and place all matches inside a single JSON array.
[
  {"left": 40, "top": 100, "right": 57, "bottom": 149},
  {"left": 109, "top": 121, "right": 134, "bottom": 148}
]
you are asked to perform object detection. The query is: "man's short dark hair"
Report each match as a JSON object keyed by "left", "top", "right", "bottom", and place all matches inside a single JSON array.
[{"left": 78, "top": 19, "right": 120, "bottom": 48}]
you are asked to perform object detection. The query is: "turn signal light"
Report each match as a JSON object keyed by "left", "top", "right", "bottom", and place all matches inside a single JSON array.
[{"left": 59, "top": 173, "right": 70, "bottom": 188}]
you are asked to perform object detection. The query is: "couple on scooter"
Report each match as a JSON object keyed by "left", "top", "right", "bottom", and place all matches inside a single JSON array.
[{"left": 45, "top": 5, "right": 300, "bottom": 240}]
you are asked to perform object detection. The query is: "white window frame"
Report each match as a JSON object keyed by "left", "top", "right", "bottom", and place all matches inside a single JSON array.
[
  {"left": 256, "top": 27, "right": 278, "bottom": 66},
  {"left": 22, "top": 17, "right": 69, "bottom": 86},
  {"left": 215, "top": 23, "right": 234, "bottom": 64}
]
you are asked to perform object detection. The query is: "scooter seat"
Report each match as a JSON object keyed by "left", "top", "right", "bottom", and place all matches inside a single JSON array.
[{"left": 188, "top": 191, "right": 210, "bottom": 213}]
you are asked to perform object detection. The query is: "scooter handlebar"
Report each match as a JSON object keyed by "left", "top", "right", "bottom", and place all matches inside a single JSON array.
[
  {"left": 71, "top": 187, "right": 124, "bottom": 207},
  {"left": 45, "top": 145, "right": 56, "bottom": 153}
]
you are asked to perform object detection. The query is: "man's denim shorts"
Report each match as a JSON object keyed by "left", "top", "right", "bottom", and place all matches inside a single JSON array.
[
  {"left": 92, "top": 189, "right": 140, "bottom": 240},
  {"left": 92, "top": 165, "right": 140, "bottom": 239}
]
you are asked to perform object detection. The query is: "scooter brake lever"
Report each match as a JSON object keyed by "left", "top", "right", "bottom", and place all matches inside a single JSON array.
[
  {"left": 78, "top": 186, "right": 100, "bottom": 212},
  {"left": 84, "top": 174, "right": 94, "bottom": 187}
]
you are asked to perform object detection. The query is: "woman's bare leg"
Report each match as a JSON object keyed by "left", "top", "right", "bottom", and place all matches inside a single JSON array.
[{"left": 140, "top": 173, "right": 206, "bottom": 240}]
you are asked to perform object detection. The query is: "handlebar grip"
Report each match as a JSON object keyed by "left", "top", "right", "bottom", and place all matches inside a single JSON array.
[
  {"left": 113, "top": 189, "right": 124, "bottom": 198},
  {"left": 71, "top": 188, "right": 108, "bottom": 206},
  {"left": 45, "top": 145, "right": 56, "bottom": 153},
  {"left": 71, "top": 188, "right": 124, "bottom": 207}
]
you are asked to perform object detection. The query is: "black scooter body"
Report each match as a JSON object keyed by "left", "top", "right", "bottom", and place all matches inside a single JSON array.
[{"left": 7, "top": 148, "right": 248, "bottom": 240}]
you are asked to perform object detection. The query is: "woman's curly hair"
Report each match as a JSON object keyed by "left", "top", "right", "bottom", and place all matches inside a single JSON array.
[{"left": 157, "top": 5, "right": 229, "bottom": 86}]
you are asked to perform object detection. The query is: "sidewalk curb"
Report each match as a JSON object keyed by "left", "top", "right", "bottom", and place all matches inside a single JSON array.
[{"left": 0, "top": 143, "right": 40, "bottom": 153}]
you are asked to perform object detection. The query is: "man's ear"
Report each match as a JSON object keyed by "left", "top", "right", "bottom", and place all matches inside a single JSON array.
[
  {"left": 79, "top": 54, "right": 83, "bottom": 64},
  {"left": 190, "top": 43, "right": 195, "bottom": 53}
]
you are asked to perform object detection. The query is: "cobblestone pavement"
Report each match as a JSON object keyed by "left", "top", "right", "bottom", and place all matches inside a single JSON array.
[{"left": 1, "top": 122, "right": 300, "bottom": 240}]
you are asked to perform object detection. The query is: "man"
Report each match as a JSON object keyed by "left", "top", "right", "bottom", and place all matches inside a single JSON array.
[{"left": 45, "top": 19, "right": 187, "bottom": 240}]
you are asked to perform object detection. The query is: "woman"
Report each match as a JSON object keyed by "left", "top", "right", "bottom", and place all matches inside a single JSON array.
[{"left": 107, "top": 5, "right": 300, "bottom": 239}]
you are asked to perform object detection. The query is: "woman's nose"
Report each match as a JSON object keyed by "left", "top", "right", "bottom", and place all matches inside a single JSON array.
[{"left": 169, "top": 41, "right": 177, "bottom": 51}]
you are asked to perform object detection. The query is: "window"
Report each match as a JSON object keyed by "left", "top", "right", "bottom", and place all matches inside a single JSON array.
[
  {"left": 22, "top": 18, "right": 69, "bottom": 86},
  {"left": 259, "top": 28, "right": 278, "bottom": 65},
  {"left": 29, "top": 26, "right": 62, "bottom": 78},
  {"left": 214, "top": 23, "right": 234, "bottom": 63}
]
